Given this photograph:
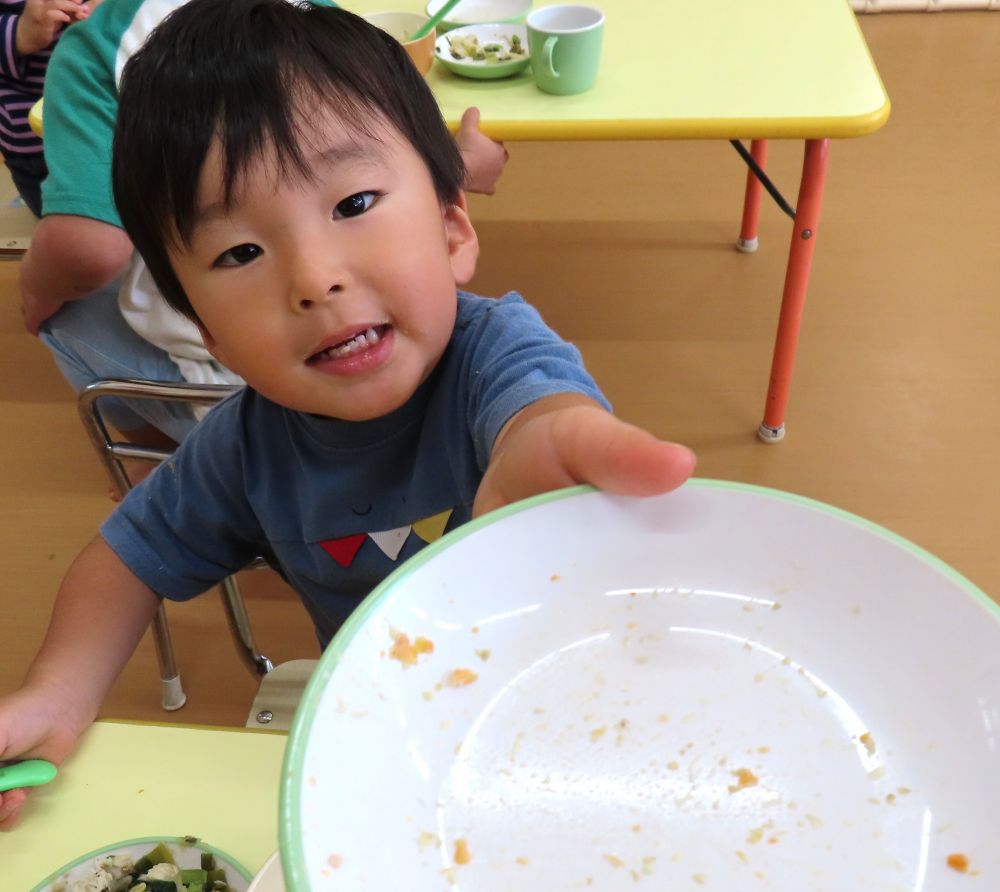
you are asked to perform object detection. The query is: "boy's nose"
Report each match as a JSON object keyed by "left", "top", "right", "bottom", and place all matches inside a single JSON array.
[
  {"left": 289, "top": 256, "right": 348, "bottom": 312},
  {"left": 292, "top": 282, "right": 343, "bottom": 312}
]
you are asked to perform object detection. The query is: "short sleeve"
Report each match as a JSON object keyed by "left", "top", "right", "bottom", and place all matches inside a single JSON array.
[
  {"left": 455, "top": 293, "right": 612, "bottom": 469},
  {"left": 100, "top": 395, "right": 267, "bottom": 600}
]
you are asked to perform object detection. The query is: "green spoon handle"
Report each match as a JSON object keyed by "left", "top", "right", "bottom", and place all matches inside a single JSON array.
[
  {"left": 412, "top": 0, "right": 463, "bottom": 40},
  {"left": 0, "top": 759, "right": 58, "bottom": 792}
]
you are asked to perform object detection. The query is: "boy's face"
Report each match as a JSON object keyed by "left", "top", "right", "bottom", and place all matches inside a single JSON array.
[{"left": 168, "top": 109, "right": 478, "bottom": 421}]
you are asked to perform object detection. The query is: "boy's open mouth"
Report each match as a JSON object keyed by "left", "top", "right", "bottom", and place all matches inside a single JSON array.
[{"left": 307, "top": 325, "right": 391, "bottom": 364}]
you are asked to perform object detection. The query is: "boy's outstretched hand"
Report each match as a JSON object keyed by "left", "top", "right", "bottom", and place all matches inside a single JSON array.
[
  {"left": 474, "top": 395, "right": 696, "bottom": 518},
  {"left": 0, "top": 685, "right": 85, "bottom": 830}
]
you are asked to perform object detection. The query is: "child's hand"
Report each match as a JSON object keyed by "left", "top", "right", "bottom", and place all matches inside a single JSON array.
[
  {"left": 474, "top": 396, "right": 696, "bottom": 517},
  {"left": 15, "top": 0, "right": 92, "bottom": 57},
  {"left": 0, "top": 684, "right": 87, "bottom": 830},
  {"left": 456, "top": 107, "right": 508, "bottom": 195}
]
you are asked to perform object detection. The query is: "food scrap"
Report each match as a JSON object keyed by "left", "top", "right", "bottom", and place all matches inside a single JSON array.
[
  {"left": 454, "top": 838, "right": 472, "bottom": 865},
  {"left": 446, "top": 668, "right": 479, "bottom": 687},
  {"left": 946, "top": 853, "right": 970, "bottom": 874},
  {"left": 389, "top": 630, "right": 434, "bottom": 667},
  {"left": 728, "top": 768, "right": 759, "bottom": 793}
]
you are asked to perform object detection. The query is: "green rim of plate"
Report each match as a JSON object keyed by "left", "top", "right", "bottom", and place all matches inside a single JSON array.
[
  {"left": 30, "top": 835, "right": 253, "bottom": 891},
  {"left": 279, "top": 478, "right": 999, "bottom": 890}
]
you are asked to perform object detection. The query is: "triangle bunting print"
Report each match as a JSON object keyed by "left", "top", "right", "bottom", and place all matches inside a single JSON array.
[
  {"left": 369, "top": 526, "right": 411, "bottom": 561},
  {"left": 319, "top": 533, "right": 367, "bottom": 568},
  {"left": 412, "top": 509, "right": 453, "bottom": 544}
]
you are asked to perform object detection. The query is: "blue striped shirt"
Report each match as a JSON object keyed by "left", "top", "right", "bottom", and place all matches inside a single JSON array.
[{"left": 0, "top": 1, "right": 59, "bottom": 155}]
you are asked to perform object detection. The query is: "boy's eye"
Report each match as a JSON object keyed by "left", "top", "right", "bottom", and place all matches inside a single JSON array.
[
  {"left": 214, "top": 243, "right": 263, "bottom": 267},
  {"left": 334, "top": 191, "right": 377, "bottom": 219}
]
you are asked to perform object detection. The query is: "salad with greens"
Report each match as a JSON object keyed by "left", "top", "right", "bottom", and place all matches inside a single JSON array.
[
  {"left": 51, "top": 842, "right": 237, "bottom": 892},
  {"left": 446, "top": 32, "right": 526, "bottom": 63}
]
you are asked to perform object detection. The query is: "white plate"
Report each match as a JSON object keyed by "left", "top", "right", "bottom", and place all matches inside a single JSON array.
[
  {"left": 435, "top": 24, "right": 530, "bottom": 80},
  {"left": 281, "top": 481, "right": 1000, "bottom": 890},
  {"left": 248, "top": 850, "right": 285, "bottom": 892},
  {"left": 426, "top": 0, "right": 531, "bottom": 30},
  {"left": 32, "top": 836, "right": 252, "bottom": 891}
]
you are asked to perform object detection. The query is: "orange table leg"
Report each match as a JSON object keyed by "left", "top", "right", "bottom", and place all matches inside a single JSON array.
[
  {"left": 736, "top": 139, "right": 769, "bottom": 253},
  {"left": 758, "top": 138, "right": 830, "bottom": 443}
]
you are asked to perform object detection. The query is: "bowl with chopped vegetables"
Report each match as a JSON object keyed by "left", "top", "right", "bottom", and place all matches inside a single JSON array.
[
  {"left": 434, "top": 24, "right": 530, "bottom": 79},
  {"left": 31, "top": 836, "right": 252, "bottom": 892}
]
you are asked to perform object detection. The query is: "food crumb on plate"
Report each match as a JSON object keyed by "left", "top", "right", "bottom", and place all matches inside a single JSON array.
[
  {"left": 389, "top": 631, "right": 434, "bottom": 667},
  {"left": 728, "top": 768, "right": 759, "bottom": 793},
  {"left": 946, "top": 853, "right": 970, "bottom": 874},
  {"left": 454, "top": 838, "right": 471, "bottom": 865},
  {"left": 446, "top": 668, "right": 479, "bottom": 687}
]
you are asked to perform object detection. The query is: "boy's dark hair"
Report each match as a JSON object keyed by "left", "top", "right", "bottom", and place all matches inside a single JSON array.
[{"left": 112, "top": 0, "right": 466, "bottom": 323}]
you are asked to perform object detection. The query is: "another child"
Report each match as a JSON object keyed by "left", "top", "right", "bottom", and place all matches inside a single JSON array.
[
  {"left": 0, "top": 0, "right": 696, "bottom": 829},
  {"left": 0, "top": 0, "right": 95, "bottom": 215}
]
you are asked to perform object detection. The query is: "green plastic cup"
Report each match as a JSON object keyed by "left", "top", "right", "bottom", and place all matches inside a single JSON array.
[{"left": 527, "top": 5, "right": 605, "bottom": 95}]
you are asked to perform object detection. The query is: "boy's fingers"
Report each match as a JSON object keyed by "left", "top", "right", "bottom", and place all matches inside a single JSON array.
[
  {"left": 561, "top": 411, "right": 696, "bottom": 496},
  {"left": 0, "top": 788, "right": 28, "bottom": 831}
]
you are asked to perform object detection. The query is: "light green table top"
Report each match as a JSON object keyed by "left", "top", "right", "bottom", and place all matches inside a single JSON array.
[
  {"left": 348, "top": 0, "right": 890, "bottom": 140},
  {"left": 0, "top": 721, "right": 286, "bottom": 890}
]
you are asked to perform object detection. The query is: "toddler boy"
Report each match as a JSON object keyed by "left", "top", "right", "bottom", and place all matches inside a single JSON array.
[{"left": 0, "top": 0, "right": 695, "bottom": 829}]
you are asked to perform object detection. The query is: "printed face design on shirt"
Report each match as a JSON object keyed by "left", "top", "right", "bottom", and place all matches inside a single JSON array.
[{"left": 168, "top": 107, "right": 479, "bottom": 421}]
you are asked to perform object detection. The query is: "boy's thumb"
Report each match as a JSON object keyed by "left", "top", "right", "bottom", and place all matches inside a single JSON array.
[{"left": 459, "top": 106, "right": 481, "bottom": 132}]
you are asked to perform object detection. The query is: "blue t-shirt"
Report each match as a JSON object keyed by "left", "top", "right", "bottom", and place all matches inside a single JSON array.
[{"left": 101, "top": 292, "right": 611, "bottom": 645}]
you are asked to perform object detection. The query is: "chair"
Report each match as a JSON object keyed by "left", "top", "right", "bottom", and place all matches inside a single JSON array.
[{"left": 78, "top": 378, "right": 274, "bottom": 711}]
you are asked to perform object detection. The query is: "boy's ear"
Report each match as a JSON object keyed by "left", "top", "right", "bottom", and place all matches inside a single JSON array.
[{"left": 444, "top": 192, "right": 479, "bottom": 286}]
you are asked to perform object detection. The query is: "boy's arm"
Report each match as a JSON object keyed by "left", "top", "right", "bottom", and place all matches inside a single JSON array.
[
  {"left": 18, "top": 215, "right": 134, "bottom": 334},
  {"left": 473, "top": 393, "right": 697, "bottom": 517},
  {"left": 0, "top": 535, "right": 160, "bottom": 829}
]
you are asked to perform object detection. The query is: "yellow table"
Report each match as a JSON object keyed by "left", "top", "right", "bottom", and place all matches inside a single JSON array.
[
  {"left": 0, "top": 721, "right": 286, "bottom": 890},
  {"left": 350, "top": 0, "right": 890, "bottom": 440}
]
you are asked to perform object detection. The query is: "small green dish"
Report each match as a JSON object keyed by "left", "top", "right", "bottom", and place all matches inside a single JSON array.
[
  {"left": 31, "top": 836, "right": 253, "bottom": 892},
  {"left": 435, "top": 24, "right": 530, "bottom": 80}
]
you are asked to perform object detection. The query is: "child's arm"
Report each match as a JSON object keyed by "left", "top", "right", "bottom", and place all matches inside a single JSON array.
[
  {"left": 18, "top": 215, "right": 134, "bottom": 334},
  {"left": 0, "top": 535, "right": 160, "bottom": 830},
  {"left": 473, "top": 393, "right": 697, "bottom": 517},
  {"left": 456, "top": 107, "right": 508, "bottom": 196}
]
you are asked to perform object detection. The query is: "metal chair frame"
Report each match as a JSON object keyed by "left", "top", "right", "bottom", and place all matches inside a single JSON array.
[{"left": 78, "top": 378, "right": 273, "bottom": 711}]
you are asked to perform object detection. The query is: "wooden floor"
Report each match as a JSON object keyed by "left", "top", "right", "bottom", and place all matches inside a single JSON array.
[{"left": 1, "top": 12, "right": 998, "bottom": 729}]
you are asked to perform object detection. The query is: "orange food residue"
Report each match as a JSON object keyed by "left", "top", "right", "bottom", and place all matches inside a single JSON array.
[
  {"left": 454, "top": 838, "right": 472, "bottom": 865},
  {"left": 446, "top": 668, "right": 479, "bottom": 687},
  {"left": 946, "top": 854, "right": 970, "bottom": 874},
  {"left": 327, "top": 854, "right": 344, "bottom": 869},
  {"left": 728, "top": 768, "right": 759, "bottom": 793},
  {"left": 389, "top": 631, "right": 434, "bottom": 667}
]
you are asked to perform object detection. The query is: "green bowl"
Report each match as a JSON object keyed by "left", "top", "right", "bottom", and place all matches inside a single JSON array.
[
  {"left": 31, "top": 836, "right": 253, "bottom": 892},
  {"left": 435, "top": 24, "right": 531, "bottom": 80}
]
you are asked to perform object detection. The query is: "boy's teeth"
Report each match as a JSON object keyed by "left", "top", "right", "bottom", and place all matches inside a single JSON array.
[{"left": 323, "top": 327, "right": 381, "bottom": 359}]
